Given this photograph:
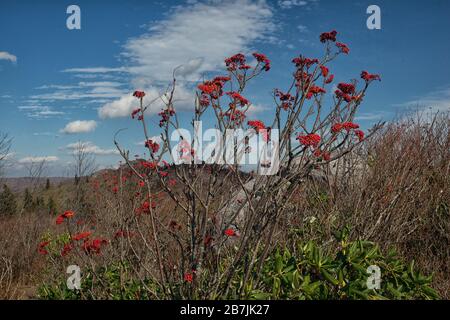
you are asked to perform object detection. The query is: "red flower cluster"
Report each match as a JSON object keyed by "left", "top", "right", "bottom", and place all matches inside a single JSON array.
[
  {"left": 56, "top": 210, "right": 75, "bottom": 225},
  {"left": 252, "top": 52, "right": 271, "bottom": 71},
  {"left": 197, "top": 76, "right": 231, "bottom": 107},
  {"left": 38, "top": 241, "right": 50, "bottom": 255},
  {"left": 292, "top": 56, "right": 319, "bottom": 68},
  {"left": 331, "top": 122, "right": 364, "bottom": 141},
  {"left": 342, "top": 121, "right": 360, "bottom": 131},
  {"left": 224, "top": 228, "right": 237, "bottom": 237},
  {"left": 248, "top": 120, "right": 265, "bottom": 132},
  {"left": 158, "top": 108, "right": 175, "bottom": 127},
  {"left": 331, "top": 123, "right": 344, "bottom": 133},
  {"left": 335, "top": 83, "right": 357, "bottom": 103},
  {"left": 82, "top": 238, "right": 108, "bottom": 255},
  {"left": 222, "top": 109, "right": 246, "bottom": 125},
  {"left": 198, "top": 82, "right": 218, "bottom": 95},
  {"left": 199, "top": 94, "right": 210, "bottom": 107},
  {"left": 313, "top": 149, "right": 331, "bottom": 161},
  {"left": 135, "top": 199, "right": 157, "bottom": 215},
  {"left": 133, "top": 91, "right": 145, "bottom": 99},
  {"left": 61, "top": 243, "right": 74, "bottom": 257},
  {"left": 145, "top": 139, "right": 160, "bottom": 154},
  {"left": 141, "top": 160, "right": 157, "bottom": 170},
  {"left": 354, "top": 129, "right": 365, "bottom": 142},
  {"left": 336, "top": 42, "right": 350, "bottom": 54},
  {"left": 338, "top": 83, "right": 356, "bottom": 95},
  {"left": 325, "top": 74, "right": 334, "bottom": 84},
  {"left": 275, "top": 89, "right": 295, "bottom": 110},
  {"left": 72, "top": 231, "right": 92, "bottom": 241},
  {"left": 224, "top": 53, "right": 246, "bottom": 71},
  {"left": 297, "top": 133, "right": 321, "bottom": 147},
  {"left": 184, "top": 272, "right": 193, "bottom": 283},
  {"left": 306, "top": 85, "right": 326, "bottom": 99},
  {"left": 131, "top": 108, "right": 141, "bottom": 119},
  {"left": 320, "top": 65, "right": 329, "bottom": 77},
  {"left": 114, "top": 230, "right": 134, "bottom": 239},
  {"left": 320, "top": 30, "right": 337, "bottom": 43},
  {"left": 226, "top": 91, "right": 249, "bottom": 107},
  {"left": 361, "top": 71, "right": 381, "bottom": 83}
]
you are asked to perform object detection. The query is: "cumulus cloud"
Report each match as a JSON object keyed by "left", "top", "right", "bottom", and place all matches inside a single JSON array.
[
  {"left": 61, "top": 120, "right": 97, "bottom": 134},
  {"left": 98, "top": 0, "right": 275, "bottom": 118},
  {"left": 123, "top": 0, "right": 274, "bottom": 85},
  {"left": 0, "top": 51, "right": 17, "bottom": 63},
  {"left": 18, "top": 156, "right": 59, "bottom": 164},
  {"left": 65, "top": 141, "right": 119, "bottom": 156}
]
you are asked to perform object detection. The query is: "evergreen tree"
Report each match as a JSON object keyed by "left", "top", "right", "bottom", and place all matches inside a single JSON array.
[
  {"left": 45, "top": 178, "right": 51, "bottom": 190},
  {"left": 23, "top": 188, "right": 34, "bottom": 211},
  {"left": 0, "top": 184, "right": 17, "bottom": 215}
]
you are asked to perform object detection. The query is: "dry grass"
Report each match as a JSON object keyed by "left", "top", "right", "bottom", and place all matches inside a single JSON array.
[{"left": 0, "top": 113, "right": 449, "bottom": 299}]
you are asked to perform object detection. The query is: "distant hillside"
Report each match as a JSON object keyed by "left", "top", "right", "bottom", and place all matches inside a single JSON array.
[{"left": 0, "top": 177, "right": 72, "bottom": 193}]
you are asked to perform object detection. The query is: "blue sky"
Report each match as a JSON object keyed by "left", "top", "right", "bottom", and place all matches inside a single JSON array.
[{"left": 1, "top": 0, "right": 449, "bottom": 176}]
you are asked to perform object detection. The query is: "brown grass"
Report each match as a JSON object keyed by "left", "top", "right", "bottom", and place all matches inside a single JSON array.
[{"left": 0, "top": 113, "right": 449, "bottom": 299}]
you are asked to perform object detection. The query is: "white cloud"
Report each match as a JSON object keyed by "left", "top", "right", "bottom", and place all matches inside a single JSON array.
[
  {"left": 122, "top": 0, "right": 274, "bottom": 85},
  {"left": 297, "top": 25, "right": 309, "bottom": 33},
  {"left": 246, "top": 103, "right": 271, "bottom": 116},
  {"left": 78, "top": 81, "right": 123, "bottom": 88},
  {"left": 61, "top": 120, "right": 97, "bottom": 134},
  {"left": 62, "top": 67, "right": 126, "bottom": 73},
  {"left": 98, "top": 85, "right": 195, "bottom": 119},
  {"left": 0, "top": 51, "right": 17, "bottom": 63},
  {"left": 65, "top": 141, "right": 119, "bottom": 156},
  {"left": 395, "top": 86, "right": 450, "bottom": 113},
  {"left": 278, "top": 0, "right": 317, "bottom": 9},
  {"left": 134, "top": 135, "right": 162, "bottom": 146},
  {"left": 18, "top": 156, "right": 59, "bottom": 164},
  {"left": 99, "top": 0, "right": 275, "bottom": 119},
  {"left": 18, "top": 105, "right": 65, "bottom": 119},
  {"left": 29, "top": 80, "right": 128, "bottom": 106}
]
